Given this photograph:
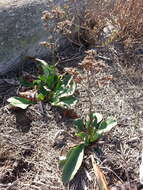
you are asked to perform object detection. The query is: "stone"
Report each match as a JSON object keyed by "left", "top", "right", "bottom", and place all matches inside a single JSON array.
[
  {"left": 0, "top": 0, "right": 87, "bottom": 75},
  {"left": 0, "top": 0, "right": 51, "bottom": 74}
]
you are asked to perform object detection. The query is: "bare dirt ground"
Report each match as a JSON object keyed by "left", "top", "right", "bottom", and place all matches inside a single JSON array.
[{"left": 0, "top": 46, "right": 143, "bottom": 190}]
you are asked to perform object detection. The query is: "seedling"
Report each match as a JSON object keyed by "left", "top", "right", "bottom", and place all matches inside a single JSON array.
[
  {"left": 7, "top": 59, "right": 77, "bottom": 109},
  {"left": 60, "top": 112, "right": 117, "bottom": 184}
]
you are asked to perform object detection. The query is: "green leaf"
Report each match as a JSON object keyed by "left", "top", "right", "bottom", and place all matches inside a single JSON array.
[
  {"left": 92, "top": 113, "right": 103, "bottom": 124},
  {"left": 45, "top": 75, "right": 57, "bottom": 90},
  {"left": 38, "top": 83, "right": 49, "bottom": 97},
  {"left": 62, "top": 84, "right": 76, "bottom": 97},
  {"left": 92, "top": 113, "right": 103, "bottom": 129},
  {"left": 35, "top": 58, "right": 50, "bottom": 76},
  {"left": 62, "top": 144, "right": 85, "bottom": 184},
  {"left": 55, "top": 78, "right": 62, "bottom": 91},
  {"left": 62, "top": 74, "right": 73, "bottom": 87},
  {"left": 59, "top": 148, "right": 75, "bottom": 169},
  {"left": 86, "top": 113, "right": 103, "bottom": 128},
  {"left": 36, "top": 58, "right": 49, "bottom": 67},
  {"left": 43, "top": 86, "right": 51, "bottom": 92},
  {"left": 85, "top": 114, "right": 91, "bottom": 129},
  {"left": 20, "top": 79, "right": 34, "bottom": 88},
  {"left": 35, "top": 58, "right": 56, "bottom": 77},
  {"left": 37, "top": 93, "right": 46, "bottom": 101},
  {"left": 90, "top": 133, "right": 101, "bottom": 142},
  {"left": 39, "top": 75, "right": 47, "bottom": 82},
  {"left": 33, "top": 79, "right": 42, "bottom": 86},
  {"left": 51, "top": 96, "right": 77, "bottom": 108},
  {"left": 55, "top": 81, "right": 76, "bottom": 98},
  {"left": 97, "top": 117, "right": 117, "bottom": 135},
  {"left": 7, "top": 96, "right": 35, "bottom": 109},
  {"left": 75, "top": 132, "right": 87, "bottom": 141},
  {"left": 38, "top": 72, "right": 60, "bottom": 91},
  {"left": 60, "top": 96, "right": 78, "bottom": 107},
  {"left": 74, "top": 118, "right": 84, "bottom": 131}
]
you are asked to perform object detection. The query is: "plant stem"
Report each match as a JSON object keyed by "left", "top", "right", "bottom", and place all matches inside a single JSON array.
[
  {"left": 86, "top": 68, "right": 94, "bottom": 142},
  {"left": 87, "top": 69, "right": 93, "bottom": 114}
]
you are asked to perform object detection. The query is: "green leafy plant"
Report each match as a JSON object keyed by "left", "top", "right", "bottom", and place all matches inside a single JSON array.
[
  {"left": 7, "top": 96, "right": 36, "bottom": 109},
  {"left": 7, "top": 58, "right": 77, "bottom": 109},
  {"left": 60, "top": 112, "right": 117, "bottom": 184}
]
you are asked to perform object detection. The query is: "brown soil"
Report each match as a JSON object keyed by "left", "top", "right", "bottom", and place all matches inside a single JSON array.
[{"left": 0, "top": 47, "right": 143, "bottom": 190}]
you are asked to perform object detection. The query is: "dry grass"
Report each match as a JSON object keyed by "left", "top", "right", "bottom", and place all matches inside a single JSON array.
[
  {"left": 0, "top": 1, "right": 142, "bottom": 189},
  {"left": 85, "top": 0, "right": 143, "bottom": 44},
  {"left": 110, "top": 0, "right": 143, "bottom": 44},
  {"left": 0, "top": 51, "right": 142, "bottom": 189},
  {"left": 41, "top": 0, "right": 143, "bottom": 70},
  {"left": 84, "top": 0, "right": 143, "bottom": 79}
]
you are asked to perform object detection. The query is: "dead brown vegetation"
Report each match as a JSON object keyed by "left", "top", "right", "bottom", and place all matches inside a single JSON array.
[
  {"left": 111, "top": 0, "right": 143, "bottom": 45},
  {"left": 0, "top": 1, "right": 142, "bottom": 190}
]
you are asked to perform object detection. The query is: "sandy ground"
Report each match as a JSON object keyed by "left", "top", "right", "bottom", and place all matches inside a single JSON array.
[{"left": 0, "top": 46, "right": 143, "bottom": 190}]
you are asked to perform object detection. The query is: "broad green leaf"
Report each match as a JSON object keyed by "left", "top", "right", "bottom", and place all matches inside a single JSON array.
[
  {"left": 33, "top": 79, "right": 42, "bottom": 86},
  {"left": 35, "top": 58, "right": 56, "bottom": 77},
  {"left": 74, "top": 118, "right": 84, "bottom": 131},
  {"left": 86, "top": 113, "right": 103, "bottom": 129},
  {"left": 38, "top": 72, "right": 60, "bottom": 91},
  {"left": 39, "top": 75, "right": 47, "bottom": 82},
  {"left": 97, "top": 117, "right": 117, "bottom": 135},
  {"left": 43, "top": 86, "right": 51, "bottom": 92},
  {"left": 35, "top": 58, "right": 50, "bottom": 76},
  {"left": 52, "top": 75, "right": 60, "bottom": 89},
  {"left": 62, "top": 144, "right": 85, "bottom": 184},
  {"left": 50, "top": 96, "right": 59, "bottom": 104},
  {"left": 7, "top": 96, "right": 35, "bottom": 109},
  {"left": 51, "top": 96, "right": 77, "bottom": 108},
  {"left": 90, "top": 133, "right": 101, "bottom": 142},
  {"left": 85, "top": 114, "right": 91, "bottom": 129},
  {"left": 38, "top": 83, "right": 49, "bottom": 97},
  {"left": 37, "top": 93, "right": 46, "bottom": 101},
  {"left": 60, "top": 96, "right": 78, "bottom": 107},
  {"left": 92, "top": 113, "right": 103, "bottom": 129},
  {"left": 54, "top": 86, "right": 64, "bottom": 96},
  {"left": 55, "top": 78, "right": 62, "bottom": 91},
  {"left": 75, "top": 132, "right": 87, "bottom": 141},
  {"left": 92, "top": 113, "right": 103, "bottom": 124},
  {"left": 62, "top": 83, "right": 76, "bottom": 97},
  {"left": 62, "top": 74, "right": 73, "bottom": 87},
  {"left": 55, "top": 81, "right": 76, "bottom": 98},
  {"left": 59, "top": 148, "right": 74, "bottom": 169},
  {"left": 45, "top": 75, "right": 58, "bottom": 90},
  {"left": 20, "top": 79, "right": 34, "bottom": 88},
  {"left": 35, "top": 58, "right": 49, "bottom": 67}
]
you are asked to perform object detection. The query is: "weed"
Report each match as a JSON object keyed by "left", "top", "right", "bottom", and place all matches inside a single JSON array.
[
  {"left": 7, "top": 59, "right": 77, "bottom": 109},
  {"left": 41, "top": 0, "right": 143, "bottom": 65},
  {"left": 110, "top": 0, "right": 143, "bottom": 45},
  {"left": 60, "top": 50, "right": 117, "bottom": 184},
  {"left": 60, "top": 112, "right": 117, "bottom": 184},
  {"left": 41, "top": 0, "right": 108, "bottom": 48}
]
